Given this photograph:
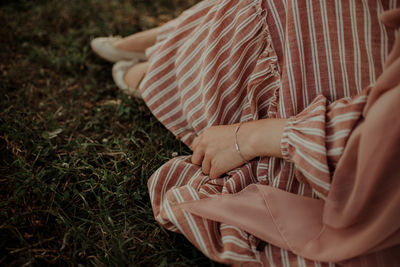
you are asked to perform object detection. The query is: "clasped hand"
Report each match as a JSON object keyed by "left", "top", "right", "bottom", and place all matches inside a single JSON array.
[
  {"left": 191, "top": 124, "right": 249, "bottom": 179},
  {"left": 190, "top": 119, "right": 287, "bottom": 179}
]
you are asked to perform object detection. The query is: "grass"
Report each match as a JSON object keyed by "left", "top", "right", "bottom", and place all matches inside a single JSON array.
[{"left": 0, "top": 0, "right": 225, "bottom": 265}]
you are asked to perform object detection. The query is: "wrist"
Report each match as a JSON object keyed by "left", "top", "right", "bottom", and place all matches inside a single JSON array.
[
  {"left": 236, "top": 121, "right": 262, "bottom": 161},
  {"left": 234, "top": 122, "right": 251, "bottom": 163},
  {"left": 240, "top": 119, "right": 288, "bottom": 159}
]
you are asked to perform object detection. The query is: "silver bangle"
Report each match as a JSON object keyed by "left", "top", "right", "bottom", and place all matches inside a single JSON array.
[{"left": 234, "top": 122, "right": 249, "bottom": 164}]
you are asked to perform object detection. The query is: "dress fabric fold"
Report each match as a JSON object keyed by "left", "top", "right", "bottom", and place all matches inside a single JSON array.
[{"left": 139, "top": 0, "right": 400, "bottom": 265}]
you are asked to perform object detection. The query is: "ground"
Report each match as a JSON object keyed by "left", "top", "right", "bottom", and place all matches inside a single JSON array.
[{"left": 0, "top": 0, "right": 224, "bottom": 265}]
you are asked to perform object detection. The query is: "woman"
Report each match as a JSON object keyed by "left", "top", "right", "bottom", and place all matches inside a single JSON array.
[{"left": 91, "top": 1, "right": 400, "bottom": 265}]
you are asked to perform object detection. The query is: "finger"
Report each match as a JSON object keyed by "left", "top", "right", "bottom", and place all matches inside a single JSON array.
[
  {"left": 209, "top": 166, "right": 220, "bottom": 179},
  {"left": 383, "top": 29, "right": 400, "bottom": 70},
  {"left": 191, "top": 136, "right": 200, "bottom": 151},
  {"left": 191, "top": 146, "right": 204, "bottom": 165},
  {"left": 209, "top": 161, "right": 223, "bottom": 179},
  {"left": 380, "top": 8, "right": 400, "bottom": 29},
  {"left": 377, "top": 57, "right": 400, "bottom": 90},
  {"left": 202, "top": 155, "right": 211, "bottom": 175}
]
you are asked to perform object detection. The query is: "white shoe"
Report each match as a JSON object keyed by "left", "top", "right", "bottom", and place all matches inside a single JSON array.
[
  {"left": 90, "top": 36, "right": 147, "bottom": 62},
  {"left": 112, "top": 59, "right": 143, "bottom": 98}
]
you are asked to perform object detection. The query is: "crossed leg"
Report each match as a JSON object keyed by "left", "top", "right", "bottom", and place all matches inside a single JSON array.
[
  {"left": 92, "top": 27, "right": 160, "bottom": 96},
  {"left": 113, "top": 27, "right": 160, "bottom": 53}
]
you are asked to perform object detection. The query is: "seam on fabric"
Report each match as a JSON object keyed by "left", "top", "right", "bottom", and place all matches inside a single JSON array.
[
  {"left": 256, "top": 185, "right": 296, "bottom": 253},
  {"left": 299, "top": 225, "right": 327, "bottom": 256}
]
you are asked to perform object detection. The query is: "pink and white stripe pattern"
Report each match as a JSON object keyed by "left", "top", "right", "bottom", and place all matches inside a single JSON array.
[{"left": 140, "top": 0, "right": 398, "bottom": 265}]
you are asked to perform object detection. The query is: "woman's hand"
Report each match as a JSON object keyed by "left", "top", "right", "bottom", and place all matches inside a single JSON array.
[
  {"left": 191, "top": 119, "right": 287, "bottom": 179},
  {"left": 191, "top": 124, "right": 247, "bottom": 179}
]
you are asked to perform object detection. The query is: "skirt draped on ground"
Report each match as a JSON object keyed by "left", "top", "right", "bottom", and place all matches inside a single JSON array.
[{"left": 139, "top": 0, "right": 399, "bottom": 265}]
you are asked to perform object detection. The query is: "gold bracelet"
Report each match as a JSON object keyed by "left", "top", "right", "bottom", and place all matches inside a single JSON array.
[{"left": 234, "top": 122, "right": 249, "bottom": 164}]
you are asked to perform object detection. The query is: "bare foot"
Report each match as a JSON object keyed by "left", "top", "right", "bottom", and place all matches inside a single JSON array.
[{"left": 124, "top": 61, "right": 149, "bottom": 96}]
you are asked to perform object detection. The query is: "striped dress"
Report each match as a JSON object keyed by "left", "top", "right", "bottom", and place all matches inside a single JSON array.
[{"left": 139, "top": 0, "right": 398, "bottom": 265}]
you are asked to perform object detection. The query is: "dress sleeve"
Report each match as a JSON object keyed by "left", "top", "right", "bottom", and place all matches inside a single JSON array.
[{"left": 280, "top": 88, "right": 371, "bottom": 198}]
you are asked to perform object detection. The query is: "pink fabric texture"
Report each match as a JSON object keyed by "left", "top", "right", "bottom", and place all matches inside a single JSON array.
[
  {"left": 139, "top": 0, "right": 400, "bottom": 265},
  {"left": 181, "top": 7, "right": 400, "bottom": 265}
]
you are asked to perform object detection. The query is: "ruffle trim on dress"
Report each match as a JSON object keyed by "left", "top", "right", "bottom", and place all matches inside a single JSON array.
[{"left": 245, "top": 14, "right": 282, "bottom": 121}]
